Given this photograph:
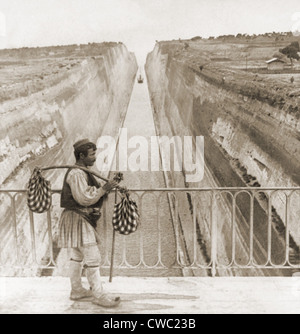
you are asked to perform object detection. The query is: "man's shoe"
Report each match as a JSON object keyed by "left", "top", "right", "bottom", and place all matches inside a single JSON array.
[
  {"left": 92, "top": 294, "right": 121, "bottom": 308},
  {"left": 70, "top": 287, "right": 93, "bottom": 301}
]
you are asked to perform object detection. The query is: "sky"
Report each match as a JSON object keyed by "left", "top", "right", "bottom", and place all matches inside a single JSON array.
[{"left": 0, "top": 0, "right": 300, "bottom": 64}]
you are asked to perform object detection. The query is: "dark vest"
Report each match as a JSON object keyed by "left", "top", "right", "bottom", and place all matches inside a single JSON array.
[{"left": 60, "top": 168, "right": 104, "bottom": 209}]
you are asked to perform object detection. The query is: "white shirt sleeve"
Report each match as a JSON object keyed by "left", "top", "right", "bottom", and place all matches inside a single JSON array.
[{"left": 66, "top": 169, "right": 106, "bottom": 207}]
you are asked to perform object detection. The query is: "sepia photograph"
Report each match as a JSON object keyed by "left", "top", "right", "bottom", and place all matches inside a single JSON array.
[{"left": 0, "top": 0, "right": 300, "bottom": 318}]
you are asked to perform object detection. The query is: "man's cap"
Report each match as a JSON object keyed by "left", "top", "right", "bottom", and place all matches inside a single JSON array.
[{"left": 73, "top": 138, "right": 95, "bottom": 150}]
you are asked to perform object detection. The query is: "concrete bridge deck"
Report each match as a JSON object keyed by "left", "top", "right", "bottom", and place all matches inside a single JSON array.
[{"left": 1, "top": 275, "right": 300, "bottom": 314}]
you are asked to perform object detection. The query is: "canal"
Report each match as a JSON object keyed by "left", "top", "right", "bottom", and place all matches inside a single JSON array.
[{"left": 101, "top": 68, "right": 184, "bottom": 277}]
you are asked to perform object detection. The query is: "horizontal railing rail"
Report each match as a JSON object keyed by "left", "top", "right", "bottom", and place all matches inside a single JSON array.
[{"left": 0, "top": 187, "right": 299, "bottom": 276}]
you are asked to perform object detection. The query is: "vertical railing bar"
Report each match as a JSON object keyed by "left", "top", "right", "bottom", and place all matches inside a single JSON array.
[
  {"left": 267, "top": 191, "right": 272, "bottom": 264},
  {"left": 11, "top": 194, "right": 20, "bottom": 265},
  {"left": 285, "top": 193, "right": 290, "bottom": 264},
  {"left": 133, "top": 192, "right": 143, "bottom": 267},
  {"left": 205, "top": 192, "right": 213, "bottom": 268},
  {"left": 121, "top": 234, "right": 127, "bottom": 266},
  {"left": 102, "top": 196, "right": 109, "bottom": 265},
  {"left": 139, "top": 192, "right": 145, "bottom": 265},
  {"left": 232, "top": 195, "right": 236, "bottom": 264},
  {"left": 156, "top": 193, "right": 163, "bottom": 266},
  {"left": 28, "top": 209, "right": 37, "bottom": 265},
  {"left": 46, "top": 209, "right": 55, "bottom": 266},
  {"left": 192, "top": 193, "right": 197, "bottom": 266},
  {"left": 211, "top": 191, "right": 217, "bottom": 277},
  {"left": 109, "top": 189, "right": 118, "bottom": 282},
  {"left": 173, "top": 192, "right": 181, "bottom": 267},
  {"left": 175, "top": 193, "right": 184, "bottom": 267},
  {"left": 249, "top": 192, "right": 254, "bottom": 263},
  {"left": 121, "top": 192, "right": 128, "bottom": 267}
]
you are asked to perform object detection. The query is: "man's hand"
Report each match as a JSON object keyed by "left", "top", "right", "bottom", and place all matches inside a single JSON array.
[{"left": 102, "top": 179, "right": 119, "bottom": 193}]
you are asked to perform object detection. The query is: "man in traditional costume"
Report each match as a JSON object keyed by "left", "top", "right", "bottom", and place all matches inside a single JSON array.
[{"left": 58, "top": 139, "right": 120, "bottom": 308}]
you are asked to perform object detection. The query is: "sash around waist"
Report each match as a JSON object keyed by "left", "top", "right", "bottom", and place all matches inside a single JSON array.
[{"left": 65, "top": 207, "right": 101, "bottom": 229}]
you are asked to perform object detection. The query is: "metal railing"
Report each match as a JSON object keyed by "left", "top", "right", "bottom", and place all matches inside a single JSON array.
[{"left": 0, "top": 187, "right": 299, "bottom": 276}]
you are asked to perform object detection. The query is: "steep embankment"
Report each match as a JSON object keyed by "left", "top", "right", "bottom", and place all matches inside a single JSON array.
[
  {"left": 0, "top": 43, "right": 137, "bottom": 275},
  {"left": 0, "top": 43, "right": 137, "bottom": 187},
  {"left": 145, "top": 41, "right": 300, "bottom": 274}
]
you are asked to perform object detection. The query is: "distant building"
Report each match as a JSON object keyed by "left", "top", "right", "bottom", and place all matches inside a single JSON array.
[{"left": 266, "top": 58, "right": 285, "bottom": 70}]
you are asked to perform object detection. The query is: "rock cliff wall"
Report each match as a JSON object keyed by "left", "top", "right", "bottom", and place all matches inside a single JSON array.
[
  {"left": 145, "top": 42, "right": 300, "bottom": 274},
  {"left": 0, "top": 43, "right": 137, "bottom": 186},
  {"left": 0, "top": 43, "right": 137, "bottom": 275}
]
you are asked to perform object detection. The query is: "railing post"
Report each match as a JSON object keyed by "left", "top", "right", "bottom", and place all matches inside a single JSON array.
[
  {"left": 156, "top": 194, "right": 163, "bottom": 265},
  {"left": 29, "top": 210, "right": 37, "bottom": 265},
  {"left": 211, "top": 191, "right": 217, "bottom": 277},
  {"left": 267, "top": 191, "right": 272, "bottom": 264},
  {"left": 11, "top": 195, "right": 20, "bottom": 265},
  {"left": 231, "top": 196, "right": 236, "bottom": 264},
  {"left": 285, "top": 193, "right": 290, "bottom": 264},
  {"left": 46, "top": 209, "right": 55, "bottom": 266},
  {"left": 192, "top": 193, "right": 197, "bottom": 266},
  {"left": 249, "top": 193, "right": 254, "bottom": 264},
  {"left": 102, "top": 199, "right": 110, "bottom": 266},
  {"left": 109, "top": 189, "right": 118, "bottom": 282}
]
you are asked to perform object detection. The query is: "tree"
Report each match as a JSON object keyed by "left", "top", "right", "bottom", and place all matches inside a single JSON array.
[
  {"left": 279, "top": 42, "right": 300, "bottom": 66},
  {"left": 191, "top": 36, "right": 202, "bottom": 41},
  {"left": 290, "top": 41, "right": 300, "bottom": 50}
]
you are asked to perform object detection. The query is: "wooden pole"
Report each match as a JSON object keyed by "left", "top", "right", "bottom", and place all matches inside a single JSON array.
[
  {"left": 109, "top": 189, "right": 118, "bottom": 282},
  {"left": 40, "top": 165, "right": 109, "bottom": 182},
  {"left": 40, "top": 165, "right": 126, "bottom": 192}
]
